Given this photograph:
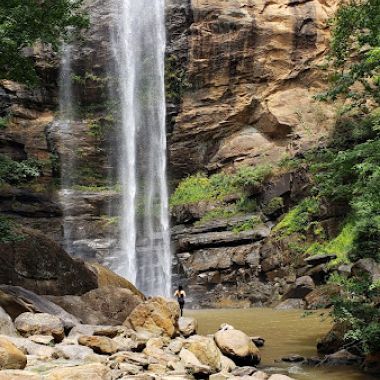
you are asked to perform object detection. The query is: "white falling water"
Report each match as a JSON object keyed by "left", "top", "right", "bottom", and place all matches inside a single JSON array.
[
  {"left": 58, "top": 44, "right": 76, "bottom": 255},
  {"left": 111, "top": 0, "right": 172, "bottom": 297}
]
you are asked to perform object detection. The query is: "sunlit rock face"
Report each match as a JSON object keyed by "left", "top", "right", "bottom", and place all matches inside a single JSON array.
[{"left": 166, "top": 0, "right": 339, "bottom": 180}]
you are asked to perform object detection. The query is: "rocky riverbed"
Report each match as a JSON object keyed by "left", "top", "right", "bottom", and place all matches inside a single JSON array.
[{"left": 0, "top": 294, "right": 376, "bottom": 380}]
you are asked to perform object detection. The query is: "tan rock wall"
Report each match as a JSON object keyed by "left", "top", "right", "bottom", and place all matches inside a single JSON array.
[{"left": 168, "top": 0, "right": 339, "bottom": 180}]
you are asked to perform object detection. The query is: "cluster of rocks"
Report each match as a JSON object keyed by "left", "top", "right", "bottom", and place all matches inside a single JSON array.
[
  {"left": 0, "top": 295, "right": 297, "bottom": 380},
  {"left": 170, "top": 168, "right": 341, "bottom": 310}
]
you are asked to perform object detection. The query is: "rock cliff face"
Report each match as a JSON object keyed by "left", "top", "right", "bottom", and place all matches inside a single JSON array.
[
  {"left": 0, "top": 0, "right": 339, "bottom": 302},
  {"left": 167, "top": 0, "right": 338, "bottom": 180}
]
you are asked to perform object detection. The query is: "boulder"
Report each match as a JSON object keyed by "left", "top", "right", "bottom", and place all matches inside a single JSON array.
[
  {"left": 183, "top": 335, "right": 222, "bottom": 373},
  {"left": 167, "top": 338, "right": 184, "bottom": 355},
  {"left": 0, "top": 337, "right": 27, "bottom": 370},
  {"left": 0, "top": 227, "right": 98, "bottom": 296},
  {"left": 321, "top": 349, "right": 362, "bottom": 366},
  {"left": 45, "top": 295, "right": 107, "bottom": 325},
  {"left": 252, "top": 371, "right": 269, "bottom": 380},
  {"left": 282, "top": 276, "right": 315, "bottom": 300},
  {"left": 352, "top": 258, "right": 380, "bottom": 282},
  {"left": 0, "top": 371, "right": 41, "bottom": 380},
  {"left": 268, "top": 376, "right": 296, "bottom": 380},
  {"left": 87, "top": 263, "right": 145, "bottom": 298},
  {"left": 305, "top": 285, "right": 340, "bottom": 310},
  {"left": 317, "top": 322, "right": 348, "bottom": 354},
  {"left": 0, "top": 335, "right": 59, "bottom": 359},
  {"left": 214, "top": 329, "right": 260, "bottom": 366},
  {"left": 0, "top": 285, "right": 79, "bottom": 328},
  {"left": 47, "top": 285, "right": 143, "bottom": 326},
  {"left": 78, "top": 335, "right": 118, "bottom": 355},
  {"left": 275, "top": 299, "right": 306, "bottom": 310},
  {"left": 178, "top": 317, "right": 198, "bottom": 338},
  {"left": 304, "top": 254, "right": 337, "bottom": 267},
  {"left": 126, "top": 297, "right": 180, "bottom": 338},
  {"left": 179, "top": 348, "right": 212, "bottom": 375},
  {"left": 55, "top": 343, "right": 95, "bottom": 360},
  {"left": 45, "top": 363, "right": 110, "bottom": 379},
  {"left": 231, "top": 366, "right": 257, "bottom": 376},
  {"left": 251, "top": 337, "right": 265, "bottom": 348},
  {"left": 0, "top": 306, "right": 17, "bottom": 336},
  {"left": 220, "top": 355, "right": 236, "bottom": 372},
  {"left": 14, "top": 312, "right": 64, "bottom": 342}
]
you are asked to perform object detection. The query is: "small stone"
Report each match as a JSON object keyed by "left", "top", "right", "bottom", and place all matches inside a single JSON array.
[
  {"left": 210, "top": 372, "right": 230, "bottom": 380},
  {"left": 94, "top": 325, "right": 126, "bottom": 338},
  {"left": 28, "top": 335, "right": 55, "bottom": 346},
  {"left": 167, "top": 339, "right": 184, "bottom": 355},
  {"left": 78, "top": 335, "right": 118, "bottom": 355},
  {"left": 179, "top": 348, "right": 211, "bottom": 375},
  {"left": 251, "top": 337, "right": 265, "bottom": 347},
  {"left": 0, "top": 337, "right": 27, "bottom": 370},
  {"left": 231, "top": 366, "right": 257, "bottom": 376},
  {"left": 178, "top": 317, "right": 198, "bottom": 338},
  {"left": 252, "top": 371, "right": 269, "bottom": 380},
  {"left": 45, "top": 363, "right": 110, "bottom": 379},
  {"left": 117, "top": 363, "right": 143, "bottom": 375},
  {"left": 281, "top": 354, "right": 305, "bottom": 363},
  {"left": 0, "top": 307, "right": 17, "bottom": 336}
]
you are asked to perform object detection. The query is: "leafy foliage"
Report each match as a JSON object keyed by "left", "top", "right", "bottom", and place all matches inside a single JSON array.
[
  {"left": 319, "top": 0, "right": 380, "bottom": 107},
  {"left": 273, "top": 197, "right": 320, "bottom": 236},
  {"left": 170, "top": 165, "right": 272, "bottom": 207},
  {"left": 0, "top": 215, "right": 24, "bottom": 243},
  {"left": 0, "top": 0, "right": 88, "bottom": 85},
  {"left": 0, "top": 155, "right": 41, "bottom": 184},
  {"left": 330, "top": 274, "right": 380, "bottom": 354},
  {"left": 284, "top": 0, "right": 380, "bottom": 355},
  {"left": 232, "top": 215, "right": 262, "bottom": 233}
]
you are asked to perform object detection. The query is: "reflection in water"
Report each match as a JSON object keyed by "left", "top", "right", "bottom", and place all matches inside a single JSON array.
[{"left": 188, "top": 308, "right": 376, "bottom": 380}]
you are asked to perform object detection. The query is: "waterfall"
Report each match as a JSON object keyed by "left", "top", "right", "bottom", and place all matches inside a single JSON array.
[
  {"left": 110, "top": 0, "right": 172, "bottom": 296},
  {"left": 58, "top": 44, "right": 76, "bottom": 255}
]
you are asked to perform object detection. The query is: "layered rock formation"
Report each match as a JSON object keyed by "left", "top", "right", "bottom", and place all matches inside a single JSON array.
[
  {"left": 167, "top": 0, "right": 338, "bottom": 180},
  {"left": 1, "top": 0, "right": 340, "bottom": 303}
]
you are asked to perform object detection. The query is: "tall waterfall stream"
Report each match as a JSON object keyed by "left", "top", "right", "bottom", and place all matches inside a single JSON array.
[{"left": 58, "top": 0, "right": 171, "bottom": 297}]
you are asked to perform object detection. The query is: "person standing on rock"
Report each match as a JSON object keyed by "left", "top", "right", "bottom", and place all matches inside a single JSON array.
[{"left": 174, "top": 285, "right": 186, "bottom": 316}]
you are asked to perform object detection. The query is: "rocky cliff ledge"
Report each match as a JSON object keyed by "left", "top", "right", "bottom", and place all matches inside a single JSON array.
[{"left": 166, "top": 0, "right": 338, "bottom": 180}]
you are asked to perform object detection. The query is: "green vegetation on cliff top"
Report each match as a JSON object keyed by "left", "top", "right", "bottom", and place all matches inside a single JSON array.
[
  {"left": 170, "top": 165, "right": 272, "bottom": 207},
  {"left": 0, "top": 0, "right": 88, "bottom": 85}
]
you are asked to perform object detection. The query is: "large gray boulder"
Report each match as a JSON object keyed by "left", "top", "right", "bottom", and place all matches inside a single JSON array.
[
  {"left": 0, "top": 285, "right": 79, "bottom": 329},
  {"left": 14, "top": 312, "right": 65, "bottom": 342},
  {"left": 214, "top": 328, "right": 260, "bottom": 366}
]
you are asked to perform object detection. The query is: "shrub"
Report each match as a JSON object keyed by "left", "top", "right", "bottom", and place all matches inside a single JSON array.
[
  {"left": 273, "top": 197, "right": 320, "bottom": 236},
  {"left": 0, "top": 215, "right": 24, "bottom": 243},
  {"left": 170, "top": 165, "right": 272, "bottom": 207},
  {"left": 0, "top": 155, "right": 40, "bottom": 184},
  {"left": 232, "top": 215, "right": 262, "bottom": 233}
]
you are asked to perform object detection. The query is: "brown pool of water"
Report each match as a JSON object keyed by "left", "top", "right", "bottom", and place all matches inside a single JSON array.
[{"left": 187, "top": 308, "right": 377, "bottom": 380}]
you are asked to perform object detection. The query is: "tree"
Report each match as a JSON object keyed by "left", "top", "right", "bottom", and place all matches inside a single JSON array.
[
  {"left": 320, "top": 0, "right": 380, "bottom": 108},
  {"left": 0, "top": 0, "right": 87, "bottom": 85}
]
